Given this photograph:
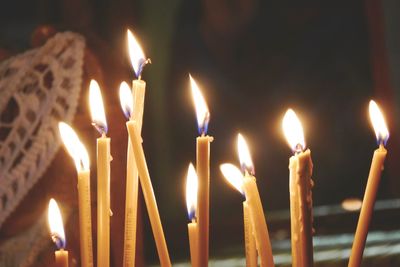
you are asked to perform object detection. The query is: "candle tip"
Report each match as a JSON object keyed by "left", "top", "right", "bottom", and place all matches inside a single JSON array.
[
  {"left": 127, "top": 29, "right": 150, "bottom": 78},
  {"left": 189, "top": 75, "right": 210, "bottom": 135},
  {"left": 369, "top": 100, "right": 389, "bottom": 146}
]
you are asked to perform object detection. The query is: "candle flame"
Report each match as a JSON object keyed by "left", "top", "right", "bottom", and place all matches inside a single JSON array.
[
  {"left": 282, "top": 109, "right": 306, "bottom": 153},
  {"left": 119, "top": 81, "right": 133, "bottom": 119},
  {"left": 369, "top": 100, "right": 389, "bottom": 146},
  {"left": 58, "top": 122, "right": 90, "bottom": 171},
  {"left": 220, "top": 163, "right": 245, "bottom": 196},
  {"left": 89, "top": 80, "right": 108, "bottom": 135},
  {"left": 237, "top": 133, "right": 255, "bottom": 175},
  {"left": 190, "top": 74, "right": 210, "bottom": 135},
  {"left": 48, "top": 198, "right": 66, "bottom": 249},
  {"left": 127, "top": 29, "right": 150, "bottom": 79},
  {"left": 185, "top": 163, "right": 198, "bottom": 220}
]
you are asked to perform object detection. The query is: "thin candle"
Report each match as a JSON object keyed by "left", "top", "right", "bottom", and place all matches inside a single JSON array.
[
  {"left": 282, "top": 109, "right": 314, "bottom": 267},
  {"left": 220, "top": 163, "right": 257, "bottom": 267},
  {"left": 190, "top": 75, "right": 213, "bottom": 267},
  {"left": 48, "top": 199, "right": 69, "bottom": 267},
  {"left": 186, "top": 163, "right": 199, "bottom": 267},
  {"left": 58, "top": 122, "right": 93, "bottom": 267},
  {"left": 126, "top": 120, "right": 171, "bottom": 267},
  {"left": 349, "top": 100, "right": 389, "bottom": 267},
  {"left": 237, "top": 134, "right": 274, "bottom": 267},
  {"left": 122, "top": 30, "right": 150, "bottom": 267},
  {"left": 89, "top": 80, "right": 111, "bottom": 267}
]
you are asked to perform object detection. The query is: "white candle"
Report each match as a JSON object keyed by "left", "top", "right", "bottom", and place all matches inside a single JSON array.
[
  {"left": 349, "top": 100, "right": 389, "bottom": 267},
  {"left": 122, "top": 29, "right": 150, "bottom": 267},
  {"left": 190, "top": 75, "right": 213, "bottom": 267},
  {"left": 282, "top": 109, "right": 314, "bottom": 267},
  {"left": 220, "top": 163, "right": 257, "bottom": 267},
  {"left": 48, "top": 199, "right": 69, "bottom": 267},
  {"left": 89, "top": 80, "right": 111, "bottom": 267},
  {"left": 237, "top": 134, "right": 274, "bottom": 267},
  {"left": 186, "top": 163, "right": 199, "bottom": 267},
  {"left": 58, "top": 122, "right": 93, "bottom": 267}
]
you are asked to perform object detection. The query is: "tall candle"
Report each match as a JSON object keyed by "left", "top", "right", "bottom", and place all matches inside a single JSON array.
[
  {"left": 48, "top": 199, "right": 69, "bottom": 267},
  {"left": 120, "top": 81, "right": 146, "bottom": 267},
  {"left": 190, "top": 75, "right": 213, "bottom": 266},
  {"left": 122, "top": 30, "right": 150, "bottom": 267},
  {"left": 237, "top": 134, "right": 274, "bottom": 267},
  {"left": 89, "top": 80, "right": 111, "bottom": 267},
  {"left": 186, "top": 163, "right": 199, "bottom": 267},
  {"left": 282, "top": 109, "right": 314, "bottom": 267},
  {"left": 58, "top": 123, "right": 93, "bottom": 267},
  {"left": 349, "top": 100, "right": 389, "bottom": 267},
  {"left": 126, "top": 121, "right": 171, "bottom": 267},
  {"left": 220, "top": 163, "right": 257, "bottom": 267}
]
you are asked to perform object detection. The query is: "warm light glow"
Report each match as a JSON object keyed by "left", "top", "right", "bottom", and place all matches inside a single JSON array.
[
  {"left": 48, "top": 198, "right": 66, "bottom": 249},
  {"left": 185, "top": 163, "right": 198, "bottom": 221},
  {"left": 237, "top": 133, "right": 255, "bottom": 175},
  {"left": 369, "top": 100, "right": 389, "bottom": 146},
  {"left": 119, "top": 81, "right": 133, "bottom": 119},
  {"left": 220, "top": 163, "right": 244, "bottom": 195},
  {"left": 190, "top": 74, "right": 210, "bottom": 135},
  {"left": 127, "top": 29, "right": 147, "bottom": 78},
  {"left": 341, "top": 198, "right": 362, "bottom": 212},
  {"left": 58, "top": 122, "right": 90, "bottom": 171},
  {"left": 89, "top": 79, "right": 108, "bottom": 135},
  {"left": 282, "top": 109, "right": 306, "bottom": 153}
]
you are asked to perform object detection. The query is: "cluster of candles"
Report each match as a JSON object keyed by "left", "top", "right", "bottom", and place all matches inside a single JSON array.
[{"left": 45, "top": 29, "right": 390, "bottom": 267}]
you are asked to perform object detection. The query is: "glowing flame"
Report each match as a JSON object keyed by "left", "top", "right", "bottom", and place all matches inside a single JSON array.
[
  {"left": 48, "top": 198, "right": 66, "bottom": 249},
  {"left": 237, "top": 133, "right": 255, "bottom": 175},
  {"left": 369, "top": 100, "right": 389, "bottom": 146},
  {"left": 89, "top": 80, "right": 108, "bottom": 135},
  {"left": 185, "top": 163, "right": 198, "bottom": 220},
  {"left": 220, "top": 163, "right": 244, "bottom": 195},
  {"left": 58, "top": 122, "right": 90, "bottom": 171},
  {"left": 127, "top": 29, "right": 149, "bottom": 78},
  {"left": 282, "top": 109, "right": 306, "bottom": 153},
  {"left": 119, "top": 81, "right": 133, "bottom": 119},
  {"left": 190, "top": 74, "right": 210, "bottom": 135}
]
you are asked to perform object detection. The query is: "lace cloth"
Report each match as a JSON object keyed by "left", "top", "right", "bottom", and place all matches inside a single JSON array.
[{"left": 0, "top": 32, "right": 85, "bottom": 227}]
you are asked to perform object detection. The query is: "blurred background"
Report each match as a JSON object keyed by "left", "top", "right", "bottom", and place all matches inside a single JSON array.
[{"left": 1, "top": 0, "right": 400, "bottom": 266}]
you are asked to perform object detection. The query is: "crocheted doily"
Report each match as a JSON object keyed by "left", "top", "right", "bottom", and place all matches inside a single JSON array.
[{"left": 0, "top": 32, "right": 85, "bottom": 227}]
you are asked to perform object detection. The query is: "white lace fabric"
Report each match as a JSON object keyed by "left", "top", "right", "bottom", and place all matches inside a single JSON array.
[{"left": 0, "top": 32, "right": 85, "bottom": 228}]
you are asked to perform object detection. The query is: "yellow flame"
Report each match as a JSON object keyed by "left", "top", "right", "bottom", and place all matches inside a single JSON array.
[
  {"left": 58, "top": 122, "right": 90, "bottom": 171},
  {"left": 189, "top": 74, "right": 210, "bottom": 134},
  {"left": 369, "top": 100, "right": 389, "bottom": 145},
  {"left": 220, "top": 163, "right": 244, "bottom": 195},
  {"left": 48, "top": 198, "right": 65, "bottom": 248},
  {"left": 127, "top": 29, "right": 146, "bottom": 77},
  {"left": 237, "top": 133, "right": 254, "bottom": 175},
  {"left": 89, "top": 79, "right": 108, "bottom": 134},
  {"left": 119, "top": 81, "right": 133, "bottom": 119},
  {"left": 282, "top": 109, "right": 305, "bottom": 152},
  {"left": 185, "top": 163, "right": 198, "bottom": 219}
]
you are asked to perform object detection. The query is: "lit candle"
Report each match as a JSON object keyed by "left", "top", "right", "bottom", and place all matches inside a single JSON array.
[
  {"left": 122, "top": 30, "right": 150, "bottom": 267},
  {"left": 220, "top": 163, "right": 257, "bottom": 267},
  {"left": 348, "top": 100, "right": 389, "bottom": 267},
  {"left": 237, "top": 134, "right": 274, "bottom": 267},
  {"left": 282, "top": 109, "right": 314, "bottom": 267},
  {"left": 58, "top": 122, "right": 93, "bottom": 267},
  {"left": 89, "top": 80, "right": 111, "bottom": 267},
  {"left": 48, "top": 198, "right": 69, "bottom": 267},
  {"left": 126, "top": 123, "right": 171, "bottom": 267},
  {"left": 186, "top": 163, "right": 199, "bottom": 267},
  {"left": 190, "top": 75, "right": 213, "bottom": 267}
]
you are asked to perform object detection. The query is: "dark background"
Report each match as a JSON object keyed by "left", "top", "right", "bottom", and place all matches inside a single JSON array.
[{"left": 1, "top": 0, "right": 400, "bottom": 265}]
